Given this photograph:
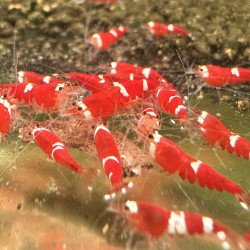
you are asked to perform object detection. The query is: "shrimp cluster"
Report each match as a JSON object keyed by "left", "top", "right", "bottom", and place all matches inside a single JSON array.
[{"left": 0, "top": 2, "right": 249, "bottom": 250}]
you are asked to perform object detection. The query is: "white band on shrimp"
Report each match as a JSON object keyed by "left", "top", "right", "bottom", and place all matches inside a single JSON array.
[
  {"left": 168, "top": 95, "right": 181, "bottom": 103},
  {"left": 202, "top": 216, "right": 214, "bottom": 233},
  {"left": 190, "top": 160, "right": 202, "bottom": 174},
  {"left": 94, "top": 124, "right": 110, "bottom": 138},
  {"left": 142, "top": 68, "right": 151, "bottom": 79},
  {"left": 51, "top": 142, "right": 65, "bottom": 159},
  {"left": 229, "top": 135, "right": 240, "bottom": 148},
  {"left": 113, "top": 82, "right": 129, "bottom": 97},
  {"left": 168, "top": 211, "right": 187, "bottom": 234},
  {"left": 109, "top": 30, "right": 118, "bottom": 37},
  {"left": 142, "top": 79, "right": 148, "bottom": 91},
  {"left": 24, "top": 83, "right": 33, "bottom": 93},
  {"left": 0, "top": 98, "right": 12, "bottom": 115},
  {"left": 167, "top": 24, "right": 174, "bottom": 32},
  {"left": 43, "top": 76, "right": 51, "bottom": 84},
  {"left": 156, "top": 88, "right": 163, "bottom": 99},
  {"left": 231, "top": 67, "right": 239, "bottom": 77},
  {"left": 102, "top": 156, "right": 119, "bottom": 167},
  {"left": 31, "top": 127, "right": 51, "bottom": 138},
  {"left": 175, "top": 105, "right": 186, "bottom": 115}
]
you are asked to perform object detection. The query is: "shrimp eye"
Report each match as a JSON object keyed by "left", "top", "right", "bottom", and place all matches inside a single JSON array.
[
  {"left": 91, "top": 125, "right": 95, "bottom": 129},
  {"left": 143, "top": 111, "right": 146, "bottom": 115},
  {"left": 3, "top": 94, "right": 7, "bottom": 98},
  {"left": 156, "top": 115, "right": 159, "bottom": 119},
  {"left": 78, "top": 106, "right": 83, "bottom": 110},
  {"left": 111, "top": 83, "right": 114, "bottom": 86},
  {"left": 72, "top": 102, "right": 76, "bottom": 106},
  {"left": 148, "top": 134, "right": 153, "bottom": 139},
  {"left": 58, "top": 86, "right": 63, "bottom": 90}
]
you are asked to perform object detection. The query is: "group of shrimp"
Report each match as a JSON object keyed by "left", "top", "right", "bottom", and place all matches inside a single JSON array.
[
  {"left": 65, "top": 61, "right": 250, "bottom": 249},
  {"left": 1, "top": 4, "right": 250, "bottom": 248},
  {"left": 1, "top": 58, "right": 249, "bottom": 249}
]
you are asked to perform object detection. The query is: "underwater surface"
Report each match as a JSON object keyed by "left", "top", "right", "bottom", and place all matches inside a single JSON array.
[{"left": 0, "top": 0, "right": 249, "bottom": 249}]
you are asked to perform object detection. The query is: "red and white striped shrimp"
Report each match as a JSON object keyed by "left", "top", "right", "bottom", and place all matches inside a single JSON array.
[
  {"left": 32, "top": 127, "right": 84, "bottom": 174},
  {"left": 156, "top": 83, "right": 188, "bottom": 120},
  {"left": 147, "top": 130, "right": 249, "bottom": 209},
  {"left": 194, "top": 65, "right": 250, "bottom": 87},
  {"left": 89, "top": 26, "right": 127, "bottom": 50},
  {"left": 65, "top": 86, "right": 129, "bottom": 120},
  {"left": 0, "top": 95, "right": 16, "bottom": 139},
  {"left": 65, "top": 77, "right": 160, "bottom": 119},
  {"left": 114, "top": 200, "right": 244, "bottom": 249},
  {"left": 94, "top": 124, "right": 133, "bottom": 199},
  {"left": 110, "top": 61, "right": 164, "bottom": 82},
  {"left": 17, "top": 71, "right": 58, "bottom": 85},
  {"left": 58, "top": 72, "right": 108, "bottom": 93},
  {"left": 0, "top": 82, "right": 70, "bottom": 112},
  {"left": 98, "top": 72, "right": 146, "bottom": 82},
  {"left": 113, "top": 78, "right": 160, "bottom": 99},
  {"left": 146, "top": 21, "right": 190, "bottom": 37},
  {"left": 195, "top": 110, "right": 250, "bottom": 160}
]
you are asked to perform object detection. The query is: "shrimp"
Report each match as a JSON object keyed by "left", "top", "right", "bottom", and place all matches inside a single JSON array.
[
  {"left": 156, "top": 83, "right": 188, "bottom": 120},
  {"left": 32, "top": 127, "right": 84, "bottom": 174},
  {"left": 114, "top": 200, "right": 244, "bottom": 249},
  {"left": 99, "top": 72, "right": 146, "bottom": 82},
  {"left": 65, "top": 77, "right": 160, "bottom": 119},
  {"left": 195, "top": 110, "right": 250, "bottom": 160},
  {"left": 0, "top": 95, "right": 16, "bottom": 139},
  {"left": 111, "top": 79, "right": 160, "bottom": 99},
  {"left": 58, "top": 72, "right": 108, "bottom": 93},
  {"left": 0, "top": 82, "right": 70, "bottom": 112},
  {"left": 17, "top": 71, "right": 58, "bottom": 85},
  {"left": 146, "top": 21, "right": 190, "bottom": 37},
  {"left": 89, "top": 26, "right": 127, "bottom": 50},
  {"left": 194, "top": 65, "right": 250, "bottom": 87},
  {"left": 147, "top": 130, "right": 249, "bottom": 209},
  {"left": 110, "top": 61, "right": 164, "bottom": 82},
  {"left": 65, "top": 86, "right": 130, "bottom": 120},
  {"left": 94, "top": 124, "right": 133, "bottom": 199}
]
